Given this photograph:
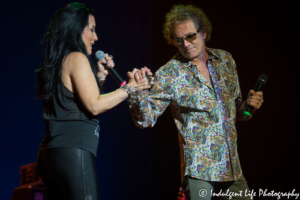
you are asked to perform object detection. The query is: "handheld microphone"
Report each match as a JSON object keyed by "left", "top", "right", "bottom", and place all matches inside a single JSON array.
[
  {"left": 242, "top": 74, "right": 268, "bottom": 120},
  {"left": 95, "top": 50, "right": 127, "bottom": 86}
]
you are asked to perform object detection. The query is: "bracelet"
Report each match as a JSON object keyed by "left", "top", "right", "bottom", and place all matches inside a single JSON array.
[
  {"left": 120, "top": 85, "right": 139, "bottom": 104},
  {"left": 120, "top": 84, "right": 136, "bottom": 95}
]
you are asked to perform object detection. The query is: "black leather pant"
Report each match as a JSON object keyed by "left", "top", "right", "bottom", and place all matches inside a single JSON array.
[{"left": 37, "top": 148, "right": 99, "bottom": 200}]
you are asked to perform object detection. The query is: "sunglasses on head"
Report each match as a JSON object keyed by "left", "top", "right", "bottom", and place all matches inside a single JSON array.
[{"left": 173, "top": 29, "right": 200, "bottom": 45}]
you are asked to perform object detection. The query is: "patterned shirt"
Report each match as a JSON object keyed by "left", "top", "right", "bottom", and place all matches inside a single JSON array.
[{"left": 129, "top": 47, "right": 245, "bottom": 181}]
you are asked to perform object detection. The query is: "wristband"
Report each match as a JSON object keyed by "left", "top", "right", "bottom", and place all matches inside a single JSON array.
[{"left": 120, "top": 85, "right": 139, "bottom": 104}]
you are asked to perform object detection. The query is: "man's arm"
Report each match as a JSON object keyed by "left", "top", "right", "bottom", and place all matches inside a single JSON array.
[
  {"left": 127, "top": 68, "right": 173, "bottom": 128},
  {"left": 228, "top": 56, "right": 264, "bottom": 121}
]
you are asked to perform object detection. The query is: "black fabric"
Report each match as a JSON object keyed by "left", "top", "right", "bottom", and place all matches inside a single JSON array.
[
  {"left": 37, "top": 148, "right": 99, "bottom": 200},
  {"left": 182, "top": 175, "right": 251, "bottom": 200},
  {"left": 39, "top": 82, "right": 100, "bottom": 156}
]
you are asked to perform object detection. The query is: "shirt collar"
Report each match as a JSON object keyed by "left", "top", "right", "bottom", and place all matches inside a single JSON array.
[
  {"left": 206, "top": 47, "right": 221, "bottom": 60},
  {"left": 173, "top": 47, "right": 221, "bottom": 69}
]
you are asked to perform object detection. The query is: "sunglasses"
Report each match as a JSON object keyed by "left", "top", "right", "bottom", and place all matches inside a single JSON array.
[{"left": 173, "top": 29, "right": 200, "bottom": 45}]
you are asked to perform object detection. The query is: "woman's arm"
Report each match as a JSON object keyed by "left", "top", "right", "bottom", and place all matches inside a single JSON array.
[{"left": 62, "top": 52, "right": 148, "bottom": 115}]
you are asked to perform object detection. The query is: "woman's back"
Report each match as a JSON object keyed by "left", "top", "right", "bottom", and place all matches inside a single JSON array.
[{"left": 40, "top": 80, "right": 100, "bottom": 157}]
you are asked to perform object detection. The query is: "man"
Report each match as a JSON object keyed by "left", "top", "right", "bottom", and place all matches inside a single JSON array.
[{"left": 128, "top": 5, "right": 263, "bottom": 200}]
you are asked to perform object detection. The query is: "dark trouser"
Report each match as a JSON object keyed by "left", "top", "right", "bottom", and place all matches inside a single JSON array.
[
  {"left": 37, "top": 148, "right": 99, "bottom": 200},
  {"left": 182, "top": 175, "right": 252, "bottom": 200}
]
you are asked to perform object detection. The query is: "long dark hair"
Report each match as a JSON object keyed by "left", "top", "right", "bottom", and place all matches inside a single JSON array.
[{"left": 36, "top": 2, "right": 100, "bottom": 104}]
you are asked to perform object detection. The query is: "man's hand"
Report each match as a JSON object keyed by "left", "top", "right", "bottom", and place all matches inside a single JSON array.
[
  {"left": 246, "top": 89, "right": 264, "bottom": 111},
  {"left": 127, "top": 67, "right": 153, "bottom": 84}
]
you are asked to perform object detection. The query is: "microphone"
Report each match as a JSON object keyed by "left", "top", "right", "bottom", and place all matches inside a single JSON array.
[
  {"left": 95, "top": 50, "right": 127, "bottom": 86},
  {"left": 242, "top": 74, "right": 268, "bottom": 120}
]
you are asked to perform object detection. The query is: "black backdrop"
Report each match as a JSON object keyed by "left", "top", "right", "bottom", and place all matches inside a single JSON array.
[{"left": 1, "top": 0, "right": 299, "bottom": 199}]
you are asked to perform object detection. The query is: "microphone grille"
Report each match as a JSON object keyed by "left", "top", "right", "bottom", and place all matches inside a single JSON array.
[
  {"left": 258, "top": 74, "right": 268, "bottom": 85},
  {"left": 95, "top": 50, "right": 105, "bottom": 60}
]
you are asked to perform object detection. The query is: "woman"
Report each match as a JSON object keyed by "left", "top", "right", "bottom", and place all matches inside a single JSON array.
[{"left": 36, "top": 2, "right": 150, "bottom": 200}]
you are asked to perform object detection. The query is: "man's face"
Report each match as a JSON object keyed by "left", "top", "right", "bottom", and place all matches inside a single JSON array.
[{"left": 173, "top": 20, "right": 207, "bottom": 61}]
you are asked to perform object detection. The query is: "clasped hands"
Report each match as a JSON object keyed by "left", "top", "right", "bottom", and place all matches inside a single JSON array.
[
  {"left": 96, "top": 53, "right": 153, "bottom": 91},
  {"left": 127, "top": 67, "right": 153, "bottom": 91}
]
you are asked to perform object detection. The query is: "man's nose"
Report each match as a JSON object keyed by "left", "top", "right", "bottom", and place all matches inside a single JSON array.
[{"left": 183, "top": 39, "right": 191, "bottom": 47}]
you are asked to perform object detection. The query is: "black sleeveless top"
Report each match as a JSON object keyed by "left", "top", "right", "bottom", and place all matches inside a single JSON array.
[{"left": 39, "top": 82, "right": 100, "bottom": 157}]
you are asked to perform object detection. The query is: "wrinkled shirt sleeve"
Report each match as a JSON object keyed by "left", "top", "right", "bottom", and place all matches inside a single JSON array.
[
  {"left": 230, "top": 56, "right": 247, "bottom": 121},
  {"left": 128, "top": 68, "right": 173, "bottom": 128}
]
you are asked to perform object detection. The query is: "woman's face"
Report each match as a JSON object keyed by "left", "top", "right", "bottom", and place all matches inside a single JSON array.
[{"left": 82, "top": 15, "right": 98, "bottom": 55}]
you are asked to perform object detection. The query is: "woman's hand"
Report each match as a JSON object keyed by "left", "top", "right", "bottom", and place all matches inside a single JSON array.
[
  {"left": 97, "top": 53, "right": 114, "bottom": 81},
  {"left": 127, "top": 67, "right": 153, "bottom": 91}
]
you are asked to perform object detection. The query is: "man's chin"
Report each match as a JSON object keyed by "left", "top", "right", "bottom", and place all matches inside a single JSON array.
[
  {"left": 180, "top": 49, "right": 195, "bottom": 59},
  {"left": 182, "top": 53, "right": 195, "bottom": 60}
]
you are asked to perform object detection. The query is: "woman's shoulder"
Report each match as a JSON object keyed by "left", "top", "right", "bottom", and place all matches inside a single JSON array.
[
  {"left": 66, "top": 52, "right": 88, "bottom": 63},
  {"left": 63, "top": 52, "right": 90, "bottom": 70}
]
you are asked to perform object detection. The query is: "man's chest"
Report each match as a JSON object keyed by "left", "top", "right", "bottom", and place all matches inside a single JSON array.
[
  {"left": 165, "top": 65, "right": 236, "bottom": 108},
  {"left": 196, "top": 64, "right": 212, "bottom": 86}
]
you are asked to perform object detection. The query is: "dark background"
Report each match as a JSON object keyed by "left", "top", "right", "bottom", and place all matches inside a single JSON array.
[{"left": 1, "top": 0, "right": 299, "bottom": 199}]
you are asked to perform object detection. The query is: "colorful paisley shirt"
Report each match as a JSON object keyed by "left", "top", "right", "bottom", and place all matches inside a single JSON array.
[{"left": 129, "top": 47, "right": 246, "bottom": 181}]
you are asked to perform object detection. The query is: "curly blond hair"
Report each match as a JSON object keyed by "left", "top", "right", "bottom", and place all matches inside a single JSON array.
[{"left": 163, "top": 5, "right": 213, "bottom": 45}]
